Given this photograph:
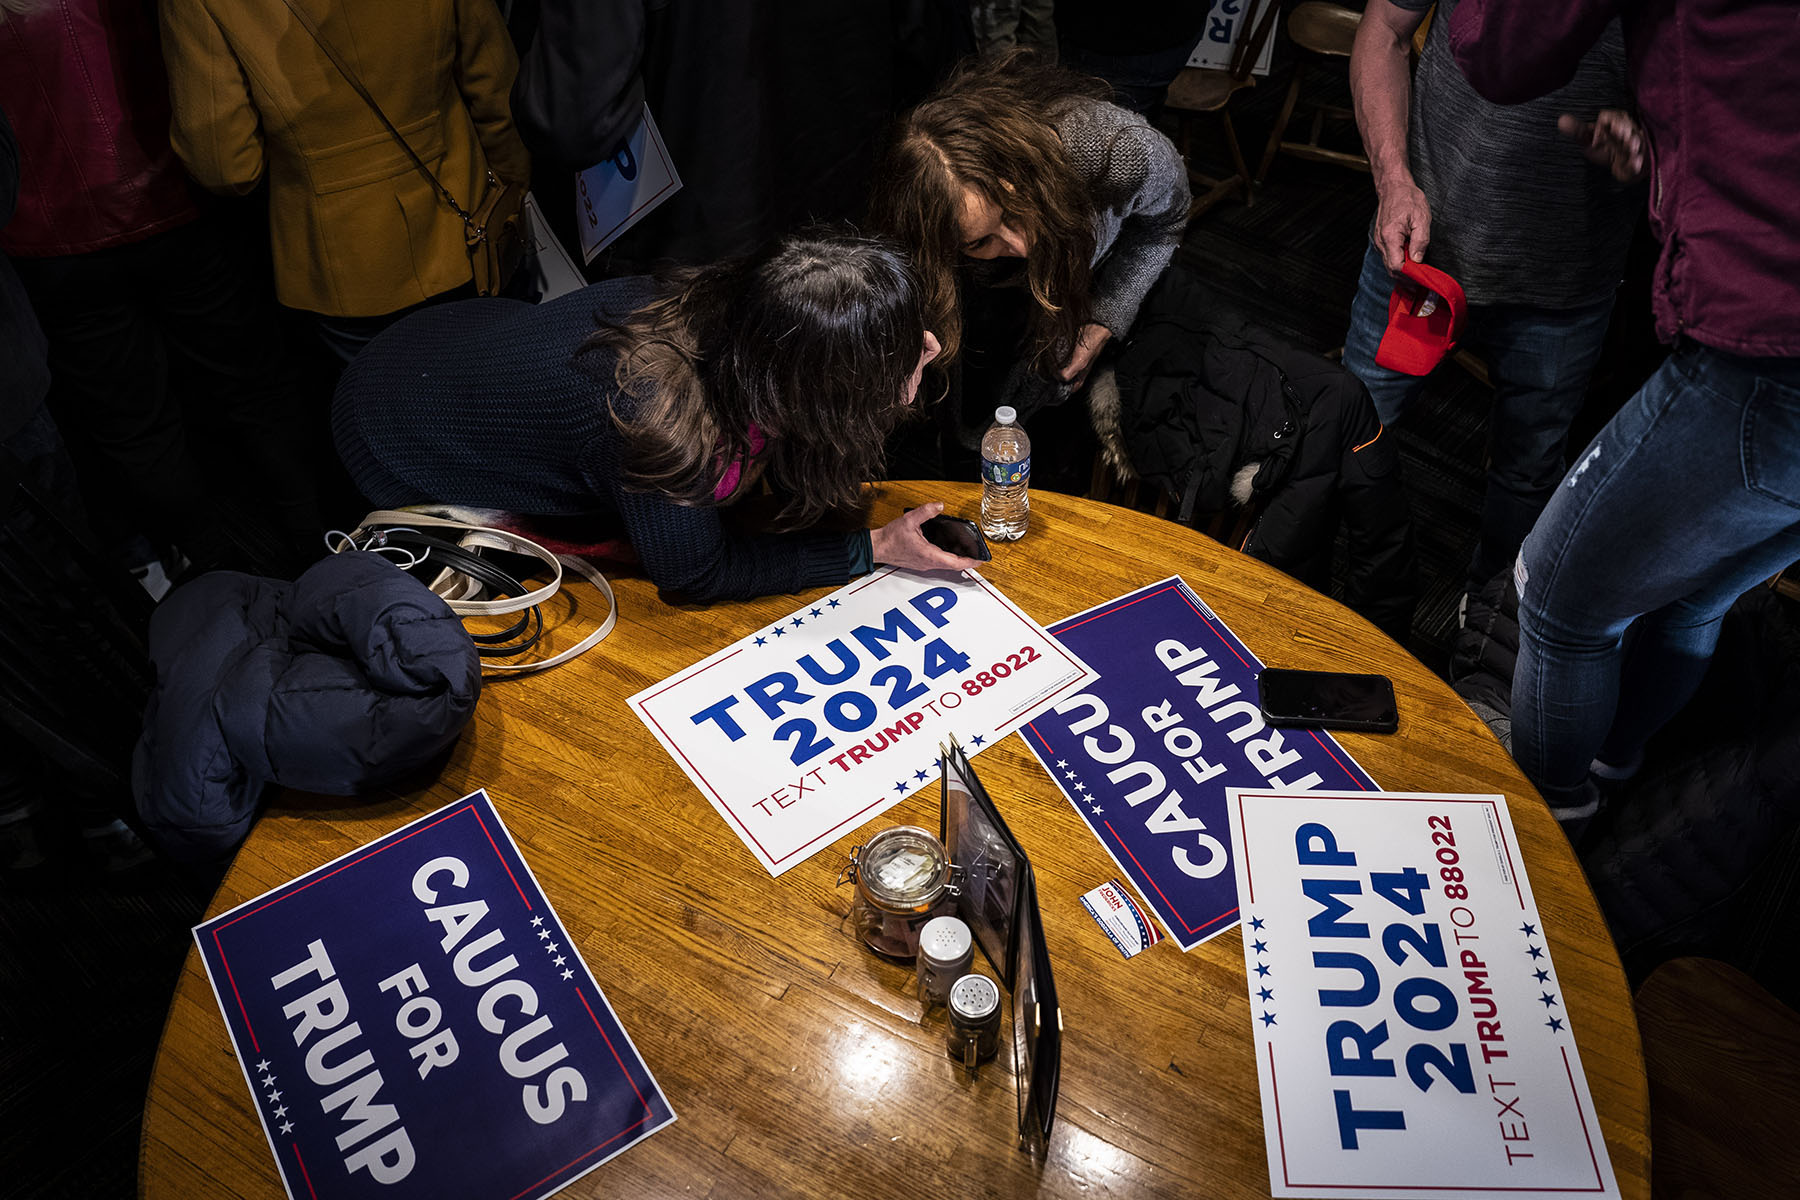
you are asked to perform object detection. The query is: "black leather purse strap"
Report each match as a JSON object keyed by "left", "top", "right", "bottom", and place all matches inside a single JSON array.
[{"left": 276, "top": 0, "right": 474, "bottom": 224}]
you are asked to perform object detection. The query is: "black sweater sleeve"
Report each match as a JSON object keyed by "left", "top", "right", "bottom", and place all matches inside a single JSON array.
[{"left": 583, "top": 436, "right": 859, "bottom": 603}]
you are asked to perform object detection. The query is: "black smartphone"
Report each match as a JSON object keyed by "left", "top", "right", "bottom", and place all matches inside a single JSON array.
[
  {"left": 915, "top": 512, "right": 992, "bottom": 561},
  {"left": 1257, "top": 668, "right": 1399, "bottom": 734}
]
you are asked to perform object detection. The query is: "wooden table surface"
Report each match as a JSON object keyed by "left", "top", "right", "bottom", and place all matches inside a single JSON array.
[{"left": 140, "top": 483, "right": 1650, "bottom": 1200}]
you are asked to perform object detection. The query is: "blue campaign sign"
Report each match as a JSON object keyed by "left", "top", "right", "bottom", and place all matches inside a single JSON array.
[
  {"left": 193, "top": 790, "right": 675, "bottom": 1200},
  {"left": 1022, "top": 578, "right": 1376, "bottom": 950}
]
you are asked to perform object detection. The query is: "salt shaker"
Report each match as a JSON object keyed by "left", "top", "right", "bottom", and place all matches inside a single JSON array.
[
  {"left": 915, "top": 916, "right": 974, "bottom": 1008},
  {"left": 946, "top": 973, "right": 1001, "bottom": 1075}
]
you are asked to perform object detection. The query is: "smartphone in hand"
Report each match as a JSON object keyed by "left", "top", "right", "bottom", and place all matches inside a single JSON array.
[
  {"left": 1257, "top": 668, "right": 1398, "bottom": 734},
  {"left": 906, "top": 509, "right": 992, "bottom": 561}
]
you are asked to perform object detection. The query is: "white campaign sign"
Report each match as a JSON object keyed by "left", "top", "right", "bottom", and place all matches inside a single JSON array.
[
  {"left": 1187, "top": 0, "right": 1276, "bottom": 76},
  {"left": 1227, "top": 789, "right": 1619, "bottom": 1200},
  {"left": 575, "top": 104, "right": 682, "bottom": 265},
  {"left": 630, "top": 569, "right": 1095, "bottom": 876}
]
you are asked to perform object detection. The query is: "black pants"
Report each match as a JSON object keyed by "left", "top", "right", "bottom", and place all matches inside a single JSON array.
[{"left": 14, "top": 218, "right": 320, "bottom": 568}]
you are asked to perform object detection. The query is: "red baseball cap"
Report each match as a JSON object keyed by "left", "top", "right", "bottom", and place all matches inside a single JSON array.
[{"left": 1375, "top": 259, "right": 1468, "bottom": 375}]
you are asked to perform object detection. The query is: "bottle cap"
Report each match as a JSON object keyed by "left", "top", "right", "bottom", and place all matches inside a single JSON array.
[
  {"left": 919, "top": 916, "right": 973, "bottom": 967},
  {"left": 994, "top": 406, "right": 1017, "bottom": 425},
  {"left": 948, "top": 973, "right": 1000, "bottom": 1019}
]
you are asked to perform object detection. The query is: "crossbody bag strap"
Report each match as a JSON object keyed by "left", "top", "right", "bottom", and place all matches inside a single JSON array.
[{"left": 276, "top": 0, "right": 473, "bottom": 223}]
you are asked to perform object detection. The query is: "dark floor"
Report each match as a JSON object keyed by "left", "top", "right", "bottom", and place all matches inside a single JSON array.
[{"left": 0, "top": 53, "right": 1791, "bottom": 1200}]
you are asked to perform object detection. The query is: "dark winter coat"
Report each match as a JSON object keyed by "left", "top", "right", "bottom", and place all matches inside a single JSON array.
[
  {"left": 133, "top": 552, "right": 481, "bottom": 862},
  {"left": 1110, "top": 266, "right": 1418, "bottom": 641}
]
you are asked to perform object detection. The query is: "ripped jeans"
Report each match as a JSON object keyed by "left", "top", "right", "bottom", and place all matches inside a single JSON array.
[{"left": 1512, "top": 341, "right": 1800, "bottom": 808}]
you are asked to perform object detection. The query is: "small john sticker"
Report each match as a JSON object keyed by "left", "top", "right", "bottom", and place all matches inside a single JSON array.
[{"left": 1080, "top": 879, "right": 1165, "bottom": 959}]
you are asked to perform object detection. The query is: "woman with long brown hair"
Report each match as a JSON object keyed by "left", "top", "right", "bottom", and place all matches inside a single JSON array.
[
  {"left": 332, "top": 230, "right": 980, "bottom": 602},
  {"left": 869, "top": 50, "right": 1190, "bottom": 451}
]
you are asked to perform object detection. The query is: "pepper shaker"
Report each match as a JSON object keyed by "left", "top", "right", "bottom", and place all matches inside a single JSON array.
[{"left": 946, "top": 973, "right": 1001, "bottom": 1075}]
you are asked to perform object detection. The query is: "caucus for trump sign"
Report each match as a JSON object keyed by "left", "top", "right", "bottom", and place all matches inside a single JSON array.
[
  {"left": 630, "top": 568, "right": 1095, "bottom": 875},
  {"left": 1022, "top": 578, "right": 1375, "bottom": 950},
  {"left": 193, "top": 790, "right": 674, "bottom": 1200}
]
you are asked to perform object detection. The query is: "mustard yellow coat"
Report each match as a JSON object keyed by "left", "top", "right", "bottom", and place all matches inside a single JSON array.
[{"left": 161, "top": 0, "right": 532, "bottom": 317}]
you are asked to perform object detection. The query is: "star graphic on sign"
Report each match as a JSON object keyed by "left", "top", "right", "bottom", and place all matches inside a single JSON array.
[
  {"left": 260, "top": 1074, "right": 274, "bottom": 1088},
  {"left": 1257, "top": 986, "right": 1274, "bottom": 1002},
  {"left": 827, "top": 599, "right": 841, "bottom": 608},
  {"left": 273, "top": 1106, "right": 287, "bottom": 1119},
  {"left": 553, "top": 955, "right": 566, "bottom": 967},
  {"left": 1065, "top": 770, "right": 1079, "bottom": 780},
  {"left": 544, "top": 941, "right": 559, "bottom": 954},
  {"left": 1546, "top": 1017, "right": 1565, "bottom": 1033},
  {"left": 255, "top": 1060, "right": 271, "bottom": 1073},
  {"left": 894, "top": 781, "right": 908, "bottom": 794},
  {"left": 1520, "top": 922, "right": 1538, "bottom": 937},
  {"left": 1539, "top": 991, "right": 1559, "bottom": 1008},
  {"left": 1249, "top": 916, "right": 1266, "bottom": 932},
  {"left": 934, "top": 756, "right": 943, "bottom": 768},
  {"left": 538, "top": 928, "right": 550, "bottom": 939},
  {"left": 970, "top": 734, "right": 985, "bottom": 746},
  {"left": 1073, "top": 782, "right": 1088, "bottom": 793},
  {"left": 1252, "top": 940, "right": 1268, "bottom": 955},
  {"left": 1527, "top": 943, "right": 1545, "bottom": 960},
  {"left": 561, "top": 969, "right": 574, "bottom": 981},
  {"left": 790, "top": 617, "right": 804, "bottom": 627},
  {"left": 754, "top": 636, "right": 767, "bottom": 647},
  {"left": 1090, "top": 805, "right": 1104, "bottom": 815},
  {"left": 267, "top": 1089, "right": 282, "bottom": 1103},
  {"left": 280, "top": 1121, "right": 294, "bottom": 1136},
  {"left": 1533, "top": 968, "right": 1551, "bottom": 984},
  {"left": 810, "top": 608, "right": 822, "bottom": 618},
  {"left": 1255, "top": 963, "right": 1271, "bottom": 978},
  {"left": 1056, "top": 759, "right": 1068, "bottom": 769},
  {"left": 531, "top": 916, "right": 544, "bottom": 928},
  {"left": 772, "top": 626, "right": 786, "bottom": 637},
  {"left": 1260, "top": 1012, "right": 1277, "bottom": 1027},
  {"left": 914, "top": 768, "right": 929, "bottom": 782}
]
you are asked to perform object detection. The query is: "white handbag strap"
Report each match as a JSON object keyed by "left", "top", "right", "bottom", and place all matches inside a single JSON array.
[{"left": 351, "top": 510, "right": 617, "bottom": 673}]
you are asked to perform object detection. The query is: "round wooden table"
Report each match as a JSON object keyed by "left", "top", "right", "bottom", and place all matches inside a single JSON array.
[{"left": 140, "top": 483, "right": 1649, "bottom": 1199}]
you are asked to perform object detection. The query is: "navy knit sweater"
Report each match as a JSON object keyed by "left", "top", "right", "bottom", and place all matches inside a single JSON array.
[{"left": 331, "top": 279, "right": 861, "bottom": 603}]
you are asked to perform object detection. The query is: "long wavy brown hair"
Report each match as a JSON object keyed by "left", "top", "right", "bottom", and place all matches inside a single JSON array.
[
  {"left": 869, "top": 49, "right": 1115, "bottom": 378},
  {"left": 581, "top": 230, "right": 927, "bottom": 530}
]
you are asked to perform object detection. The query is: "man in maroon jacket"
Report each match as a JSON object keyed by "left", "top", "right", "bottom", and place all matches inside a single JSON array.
[{"left": 1445, "top": 0, "right": 1800, "bottom": 832}]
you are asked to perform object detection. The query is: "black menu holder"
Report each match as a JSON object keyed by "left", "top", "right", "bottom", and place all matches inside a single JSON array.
[{"left": 939, "top": 738, "right": 1061, "bottom": 1150}]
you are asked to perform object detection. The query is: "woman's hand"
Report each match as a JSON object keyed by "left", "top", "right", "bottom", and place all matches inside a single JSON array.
[
  {"left": 1059, "top": 322, "right": 1112, "bottom": 388},
  {"left": 869, "top": 502, "right": 986, "bottom": 574}
]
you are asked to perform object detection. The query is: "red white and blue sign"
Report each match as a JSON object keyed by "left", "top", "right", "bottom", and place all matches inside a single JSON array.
[
  {"left": 192, "top": 789, "right": 675, "bottom": 1200},
  {"left": 1022, "top": 577, "right": 1376, "bottom": 950}
]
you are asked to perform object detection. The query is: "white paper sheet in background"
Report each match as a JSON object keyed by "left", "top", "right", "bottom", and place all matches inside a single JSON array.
[
  {"left": 1226, "top": 788, "right": 1619, "bottom": 1199},
  {"left": 575, "top": 104, "right": 682, "bottom": 264},
  {"left": 629, "top": 569, "right": 1096, "bottom": 875}
]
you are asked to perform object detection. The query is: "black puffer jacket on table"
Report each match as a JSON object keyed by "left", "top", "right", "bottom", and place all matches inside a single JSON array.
[
  {"left": 1450, "top": 572, "right": 1800, "bottom": 971},
  {"left": 1114, "top": 266, "right": 1417, "bottom": 641},
  {"left": 133, "top": 552, "right": 482, "bottom": 863}
]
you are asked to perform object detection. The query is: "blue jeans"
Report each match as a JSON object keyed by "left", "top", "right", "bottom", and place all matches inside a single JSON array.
[
  {"left": 1342, "top": 243, "right": 1614, "bottom": 593},
  {"left": 1513, "top": 342, "right": 1800, "bottom": 808}
]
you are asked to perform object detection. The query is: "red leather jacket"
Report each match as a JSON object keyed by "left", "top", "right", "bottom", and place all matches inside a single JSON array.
[
  {"left": 1449, "top": 0, "right": 1800, "bottom": 359},
  {"left": 0, "top": 0, "right": 199, "bottom": 257}
]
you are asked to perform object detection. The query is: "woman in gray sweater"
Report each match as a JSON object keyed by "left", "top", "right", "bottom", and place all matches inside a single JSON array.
[{"left": 870, "top": 50, "right": 1190, "bottom": 422}]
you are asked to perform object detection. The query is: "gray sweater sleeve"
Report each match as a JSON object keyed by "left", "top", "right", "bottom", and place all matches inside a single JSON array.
[{"left": 1058, "top": 100, "right": 1191, "bottom": 337}]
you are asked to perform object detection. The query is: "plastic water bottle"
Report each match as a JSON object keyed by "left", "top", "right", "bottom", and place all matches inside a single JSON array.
[{"left": 980, "top": 406, "right": 1030, "bottom": 541}]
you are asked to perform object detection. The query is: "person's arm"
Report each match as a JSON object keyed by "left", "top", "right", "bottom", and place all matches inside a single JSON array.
[
  {"left": 1085, "top": 110, "right": 1191, "bottom": 343},
  {"left": 1447, "top": 0, "right": 1622, "bottom": 105},
  {"left": 453, "top": 0, "right": 532, "bottom": 185},
  {"left": 1351, "top": 0, "right": 1431, "bottom": 271},
  {"left": 510, "top": 0, "right": 648, "bottom": 167},
  {"left": 159, "top": 0, "right": 266, "bottom": 195}
]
